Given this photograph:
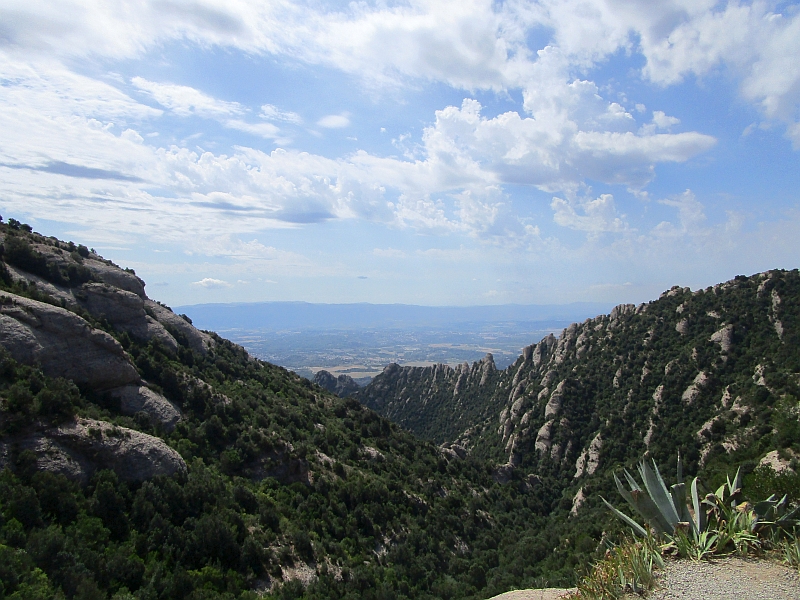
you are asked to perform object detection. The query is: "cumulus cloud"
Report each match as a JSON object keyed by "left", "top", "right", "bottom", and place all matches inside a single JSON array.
[
  {"left": 192, "top": 277, "right": 232, "bottom": 288},
  {"left": 658, "top": 190, "right": 707, "bottom": 234},
  {"left": 3, "top": 0, "right": 799, "bottom": 143},
  {"left": 652, "top": 111, "right": 680, "bottom": 130},
  {"left": 0, "top": 52, "right": 715, "bottom": 254},
  {"left": 421, "top": 98, "right": 715, "bottom": 191},
  {"left": 0, "top": 0, "right": 795, "bottom": 270}
]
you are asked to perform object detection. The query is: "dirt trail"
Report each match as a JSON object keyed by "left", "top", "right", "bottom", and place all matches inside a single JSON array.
[
  {"left": 488, "top": 557, "right": 800, "bottom": 600},
  {"left": 648, "top": 557, "right": 800, "bottom": 600}
]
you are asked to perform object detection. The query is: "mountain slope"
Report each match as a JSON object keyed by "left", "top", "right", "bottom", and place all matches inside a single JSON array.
[
  {"left": 357, "top": 272, "right": 800, "bottom": 484},
  {"left": 0, "top": 219, "right": 598, "bottom": 600}
]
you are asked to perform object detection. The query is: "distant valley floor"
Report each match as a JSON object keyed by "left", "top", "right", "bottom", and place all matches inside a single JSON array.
[{"left": 215, "top": 323, "right": 569, "bottom": 382}]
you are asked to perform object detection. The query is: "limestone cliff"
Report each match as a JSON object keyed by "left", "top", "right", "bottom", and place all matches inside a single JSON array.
[{"left": 0, "top": 225, "right": 220, "bottom": 477}]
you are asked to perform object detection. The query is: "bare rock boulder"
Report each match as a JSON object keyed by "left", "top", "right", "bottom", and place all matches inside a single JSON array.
[
  {"left": 1, "top": 418, "right": 186, "bottom": 484},
  {"left": 83, "top": 258, "right": 146, "bottom": 297},
  {"left": 79, "top": 283, "right": 178, "bottom": 352},
  {"left": 144, "top": 300, "right": 213, "bottom": 355},
  {"left": 0, "top": 292, "right": 139, "bottom": 390},
  {"left": 108, "top": 384, "right": 182, "bottom": 431}
]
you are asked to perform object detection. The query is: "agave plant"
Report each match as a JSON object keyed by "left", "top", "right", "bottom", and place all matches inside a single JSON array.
[
  {"left": 602, "top": 454, "right": 799, "bottom": 560},
  {"left": 600, "top": 454, "right": 698, "bottom": 538}
]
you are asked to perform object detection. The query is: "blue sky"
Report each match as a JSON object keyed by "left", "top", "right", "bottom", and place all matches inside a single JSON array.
[{"left": 1, "top": 0, "right": 799, "bottom": 307}]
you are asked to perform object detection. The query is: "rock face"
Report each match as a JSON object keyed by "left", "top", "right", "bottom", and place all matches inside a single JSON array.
[
  {"left": 108, "top": 384, "right": 182, "bottom": 431},
  {"left": 0, "top": 230, "right": 213, "bottom": 358},
  {"left": 0, "top": 292, "right": 139, "bottom": 390},
  {"left": 83, "top": 258, "right": 146, "bottom": 297},
  {"left": 80, "top": 283, "right": 178, "bottom": 352},
  {"left": 145, "top": 300, "right": 212, "bottom": 355},
  {"left": 0, "top": 231, "right": 230, "bottom": 486},
  {"left": 0, "top": 418, "right": 186, "bottom": 484},
  {"left": 313, "top": 370, "right": 360, "bottom": 398}
]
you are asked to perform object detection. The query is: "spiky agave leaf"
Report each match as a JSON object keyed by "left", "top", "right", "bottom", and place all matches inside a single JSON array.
[
  {"left": 614, "top": 472, "right": 672, "bottom": 534},
  {"left": 670, "top": 482, "right": 692, "bottom": 525},
  {"left": 639, "top": 460, "right": 681, "bottom": 532},
  {"left": 623, "top": 468, "right": 643, "bottom": 493},
  {"left": 601, "top": 497, "right": 649, "bottom": 538},
  {"left": 727, "top": 467, "right": 742, "bottom": 508},
  {"left": 691, "top": 477, "right": 706, "bottom": 534}
]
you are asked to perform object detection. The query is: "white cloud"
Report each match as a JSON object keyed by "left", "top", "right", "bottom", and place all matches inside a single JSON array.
[
  {"left": 192, "top": 277, "right": 232, "bottom": 288},
  {"left": 131, "top": 78, "right": 284, "bottom": 140},
  {"left": 260, "top": 104, "right": 302, "bottom": 124},
  {"left": 132, "top": 77, "right": 243, "bottom": 118},
  {"left": 224, "top": 119, "right": 281, "bottom": 139},
  {"left": 551, "top": 194, "right": 628, "bottom": 233},
  {"left": 317, "top": 114, "right": 350, "bottom": 128},
  {"left": 3, "top": 1, "right": 798, "bottom": 142},
  {"left": 420, "top": 98, "right": 715, "bottom": 191},
  {"left": 658, "top": 190, "right": 707, "bottom": 234},
  {"left": 652, "top": 111, "right": 680, "bottom": 130}
]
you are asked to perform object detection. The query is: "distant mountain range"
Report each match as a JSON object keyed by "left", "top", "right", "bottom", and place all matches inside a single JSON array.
[{"left": 175, "top": 300, "right": 615, "bottom": 331}]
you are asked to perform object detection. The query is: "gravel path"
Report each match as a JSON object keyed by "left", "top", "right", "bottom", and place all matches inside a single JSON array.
[
  {"left": 648, "top": 557, "right": 800, "bottom": 600},
  {"left": 488, "top": 558, "right": 800, "bottom": 600}
]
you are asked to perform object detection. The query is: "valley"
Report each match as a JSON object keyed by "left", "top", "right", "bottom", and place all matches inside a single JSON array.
[
  {"left": 0, "top": 220, "right": 797, "bottom": 600},
  {"left": 210, "top": 323, "right": 570, "bottom": 382}
]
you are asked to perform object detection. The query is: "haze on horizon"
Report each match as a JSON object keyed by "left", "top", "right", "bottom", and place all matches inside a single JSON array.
[{"left": 1, "top": 0, "right": 799, "bottom": 309}]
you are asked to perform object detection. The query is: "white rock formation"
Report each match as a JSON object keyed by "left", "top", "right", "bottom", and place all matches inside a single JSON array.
[{"left": 0, "top": 292, "right": 139, "bottom": 390}]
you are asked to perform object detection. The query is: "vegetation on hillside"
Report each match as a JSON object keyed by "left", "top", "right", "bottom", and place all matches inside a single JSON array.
[
  {"left": 0, "top": 220, "right": 615, "bottom": 599},
  {"left": 1, "top": 218, "right": 799, "bottom": 600}
]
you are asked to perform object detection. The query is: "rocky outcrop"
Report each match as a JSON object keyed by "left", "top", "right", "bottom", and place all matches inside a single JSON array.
[
  {"left": 0, "top": 418, "right": 186, "bottom": 484},
  {"left": 313, "top": 370, "right": 360, "bottom": 398},
  {"left": 759, "top": 449, "right": 796, "bottom": 474},
  {"left": 710, "top": 324, "right": 734, "bottom": 352},
  {"left": 108, "top": 384, "right": 182, "bottom": 431},
  {"left": 83, "top": 258, "right": 146, "bottom": 297},
  {"left": 80, "top": 283, "right": 178, "bottom": 352},
  {"left": 145, "top": 300, "right": 213, "bottom": 355},
  {"left": 0, "top": 230, "right": 213, "bottom": 357},
  {"left": 0, "top": 292, "right": 139, "bottom": 389}
]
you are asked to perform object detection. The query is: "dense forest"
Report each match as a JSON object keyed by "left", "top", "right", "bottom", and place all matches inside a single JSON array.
[{"left": 0, "top": 217, "right": 798, "bottom": 600}]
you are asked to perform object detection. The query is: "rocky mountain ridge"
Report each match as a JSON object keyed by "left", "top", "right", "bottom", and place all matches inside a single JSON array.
[
  {"left": 0, "top": 225, "right": 217, "bottom": 481},
  {"left": 312, "top": 369, "right": 361, "bottom": 398},
  {"left": 357, "top": 271, "right": 800, "bottom": 488}
]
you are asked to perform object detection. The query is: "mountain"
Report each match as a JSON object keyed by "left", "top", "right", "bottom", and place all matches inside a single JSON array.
[
  {"left": 312, "top": 370, "right": 361, "bottom": 398},
  {"left": 0, "top": 219, "right": 603, "bottom": 599},
  {"left": 357, "top": 272, "right": 800, "bottom": 486},
  {"left": 1, "top": 218, "right": 797, "bottom": 600}
]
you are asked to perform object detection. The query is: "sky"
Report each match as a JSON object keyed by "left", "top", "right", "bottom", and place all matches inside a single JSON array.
[{"left": 1, "top": 0, "right": 799, "bottom": 308}]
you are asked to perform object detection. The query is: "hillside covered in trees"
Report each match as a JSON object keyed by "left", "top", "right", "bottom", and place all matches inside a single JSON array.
[
  {"left": 0, "top": 219, "right": 621, "bottom": 599},
  {"left": 0, "top": 217, "right": 798, "bottom": 600}
]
